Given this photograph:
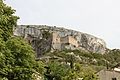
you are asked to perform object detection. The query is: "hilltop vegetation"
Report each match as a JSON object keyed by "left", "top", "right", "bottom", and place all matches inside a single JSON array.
[{"left": 45, "top": 49, "right": 120, "bottom": 67}]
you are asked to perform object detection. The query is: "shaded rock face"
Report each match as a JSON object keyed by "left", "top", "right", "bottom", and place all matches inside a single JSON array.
[
  {"left": 31, "top": 37, "right": 52, "bottom": 58},
  {"left": 14, "top": 25, "right": 107, "bottom": 56}
]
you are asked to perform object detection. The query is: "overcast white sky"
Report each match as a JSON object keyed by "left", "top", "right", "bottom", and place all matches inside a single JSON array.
[{"left": 5, "top": 0, "right": 120, "bottom": 49}]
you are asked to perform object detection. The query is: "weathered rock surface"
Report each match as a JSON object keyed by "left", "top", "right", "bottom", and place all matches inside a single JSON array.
[{"left": 14, "top": 25, "right": 107, "bottom": 56}]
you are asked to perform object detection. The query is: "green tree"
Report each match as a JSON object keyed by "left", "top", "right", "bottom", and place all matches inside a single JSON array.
[
  {"left": 0, "top": 1, "right": 44, "bottom": 79},
  {"left": 0, "top": 38, "right": 6, "bottom": 79},
  {"left": 45, "top": 61, "right": 69, "bottom": 80},
  {"left": 0, "top": 37, "right": 37, "bottom": 80},
  {"left": 0, "top": 37, "right": 45, "bottom": 80},
  {"left": 63, "top": 63, "right": 98, "bottom": 80},
  {"left": 0, "top": 0, "right": 19, "bottom": 41}
]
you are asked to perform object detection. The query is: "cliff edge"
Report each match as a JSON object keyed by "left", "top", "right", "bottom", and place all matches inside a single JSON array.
[{"left": 14, "top": 25, "right": 106, "bottom": 57}]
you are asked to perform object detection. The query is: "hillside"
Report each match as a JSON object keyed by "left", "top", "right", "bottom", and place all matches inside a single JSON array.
[
  {"left": 2, "top": 0, "right": 120, "bottom": 79},
  {"left": 14, "top": 25, "right": 107, "bottom": 57},
  {"left": 13, "top": 25, "right": 120, "bottom": 79}
]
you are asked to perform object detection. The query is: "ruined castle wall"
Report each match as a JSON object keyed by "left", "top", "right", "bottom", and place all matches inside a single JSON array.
[
  {"left": 68, "top": 36, "right": 78, "bottom": 47},
  {"left": 60, "top": 36, "right": 78, "bottom": 47},
  {"left": 52, "top": 43, "right": 62, "bottom": 50},
  {"left": 52, "top": 32, "right": 60, "bottom": 43},
  {"left": 60, "top": 36, "right": 69, "bottom": 44}
]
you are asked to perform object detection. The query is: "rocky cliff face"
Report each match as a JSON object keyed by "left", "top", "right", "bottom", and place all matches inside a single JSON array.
[{"left": 14, "top": 25, "right": 107, "bottom": 56}]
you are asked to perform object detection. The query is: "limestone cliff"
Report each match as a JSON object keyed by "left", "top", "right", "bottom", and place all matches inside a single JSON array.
[{"left": 14, "top": 25, "right": 106, "bottom": 57}]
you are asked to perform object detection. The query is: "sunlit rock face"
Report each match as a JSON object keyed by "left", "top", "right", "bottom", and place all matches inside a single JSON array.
[{"left": 14, "top": 25, "right": 107, "bottom": 56}]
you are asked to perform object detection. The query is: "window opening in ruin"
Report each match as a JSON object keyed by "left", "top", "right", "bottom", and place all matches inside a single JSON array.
[
  {"left": 73, "top": 45, "right": 76, "bottom": 47},
  {"left": 66, "top": 43, "right": 70, "bottom": 45},
  {"left": 112, "top": 78, "right": 117, "bottom": 80}
]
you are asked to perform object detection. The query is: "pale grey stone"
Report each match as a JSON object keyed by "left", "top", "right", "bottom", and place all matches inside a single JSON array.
[{"left": 14, "top": 25, "right": 107, "bottom": 57}]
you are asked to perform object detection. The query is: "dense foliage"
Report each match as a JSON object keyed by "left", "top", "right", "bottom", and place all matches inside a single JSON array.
[
  {"left": 104, "top": 49, "right": 120, "bottom": 67},
  {"left": 0, "top": 0, "right": 19, "bottom": 41},
  {"left": 0, "top": 0, "right": 44, "bottom": 80},
  {"left": 42, "top": 49, "right": 120, "bottom": 80},
  {"left": 43, "top": 51, "right": 99, "bottom": 80}
]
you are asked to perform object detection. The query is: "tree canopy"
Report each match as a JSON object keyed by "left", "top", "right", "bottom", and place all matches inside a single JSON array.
[
  {"left": 0, "top": 0, "right": 19, "bottom": 41},
  {"left": 0, "top": 0, "right": 44, "bottom": 80}
]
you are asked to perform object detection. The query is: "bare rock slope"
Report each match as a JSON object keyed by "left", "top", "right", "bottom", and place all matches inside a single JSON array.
[{"left": 14, "top": 25, "right": 106, "bottom": 57}]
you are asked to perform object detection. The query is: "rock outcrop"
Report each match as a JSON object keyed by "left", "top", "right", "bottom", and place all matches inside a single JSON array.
[{"left": 14, "top": 25, "right": 107, "bottom": 57}]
